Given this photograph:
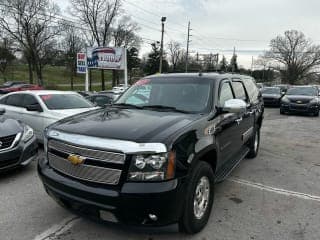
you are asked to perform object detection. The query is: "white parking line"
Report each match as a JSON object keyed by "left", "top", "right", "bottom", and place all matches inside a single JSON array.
[
  {"left": 33, "top": 215, "right": 80, "bottom": 240},
  {"left": 229, "top": 177, "right": 320, "bottom": 203}
]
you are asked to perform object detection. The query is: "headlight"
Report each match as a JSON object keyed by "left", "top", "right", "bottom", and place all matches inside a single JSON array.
[
  {"left": 281, "top": 96, "right": 290, "bottom": 103},
  {"left": 310, "top": 98, "right": 318, "bottom": 104},
  {"left": 128, "top": 151, "right": 176, "bottom": 182},
  {"left": 22, "top": 125, "right": 34, "bottom": 143}
]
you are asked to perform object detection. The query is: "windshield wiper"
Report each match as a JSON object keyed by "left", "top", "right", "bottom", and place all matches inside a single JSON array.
[
  {"left": 141, "top": 105, "right": 191, "bottom": 113},
  {"left": 111, "top": 103, "right": 143, "bottom": 109}
]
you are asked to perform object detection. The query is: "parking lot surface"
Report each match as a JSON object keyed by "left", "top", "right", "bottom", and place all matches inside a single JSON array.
[{"left": 1, "top": 108, "right": 319, "bottom": 240}]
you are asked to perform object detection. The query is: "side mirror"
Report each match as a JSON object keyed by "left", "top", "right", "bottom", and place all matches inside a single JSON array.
[
  {"left": 223, "top": 99, "right": 247, "bottom": 114},
  {"left": 26, "top": 104, "right": 43, "bottom": 112},
  {"left": 0, "top": 108, "right": 5, "bottom": 115}
]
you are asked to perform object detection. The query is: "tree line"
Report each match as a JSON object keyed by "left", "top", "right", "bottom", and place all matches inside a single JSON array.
[{"left": 0, "top": 0, "right": 320, "bottom": 87}]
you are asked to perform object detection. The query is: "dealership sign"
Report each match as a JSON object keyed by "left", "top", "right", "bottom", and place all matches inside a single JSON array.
[
  {"left": 87, "top": 47, "right": 125, "bottom": 70},
  {"left": 77, "top": 53, "right": 87, "bottom": 74}
]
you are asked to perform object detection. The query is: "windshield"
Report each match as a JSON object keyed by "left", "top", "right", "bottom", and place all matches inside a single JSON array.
[
  {"left": 40, "top": 94, "right": 94, "bottom": 110},
  {"left": 116, "top": 77, "right": 213, "bottom": 113},
  {"left": 286, "top": 87, "right": 317, "bottom": 96},
  {"left": 262, "top": 88, "right": 280, "bottom": 94}
]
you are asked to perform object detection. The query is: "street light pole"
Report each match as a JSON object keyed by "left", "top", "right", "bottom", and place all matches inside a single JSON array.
[{"left": 159, "top": 17, "right": 166, "bottom": 74}]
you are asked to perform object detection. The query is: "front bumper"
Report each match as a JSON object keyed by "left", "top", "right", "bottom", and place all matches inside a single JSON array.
[
  {"left": 38, "top": 160, "right": 187, "bottom": 226},
  {"left": 0, "top": 135, "right": 38, "bottom": 171},
  {"left": 281, "top": 102, "right": 319, "bottom": 114}
]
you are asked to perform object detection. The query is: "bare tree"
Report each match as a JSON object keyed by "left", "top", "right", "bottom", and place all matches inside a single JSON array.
[
  {"left": 265, "top": 30, "right": 320, "bottom": 84},
  {"left": 0, "top": 0, "right": 61, "bottom": 85},
  {"left": 0, "top": 38, "right": 15, "bottom": 81},
  {"left": 167, "top": 41, "right": 182, "bottom": 72},
  {"left": 61, "top": 24, "right": 86, "bottom": 90},
  {"left": 70, "top": 0, "right": 121, "bottom": 90}
]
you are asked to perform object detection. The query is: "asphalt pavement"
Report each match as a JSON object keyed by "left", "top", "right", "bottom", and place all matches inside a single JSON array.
[{"left": 1, "top": 108, "right": 320, "bottom": 240}]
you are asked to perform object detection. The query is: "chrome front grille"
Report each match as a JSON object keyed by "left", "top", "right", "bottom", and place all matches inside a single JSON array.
[
  {"left": 47, "top": 139, "right": 125, "bottom": 185},
  {"left": 48, "top": 153, "right": 122, "bottom": 185},
  {"left": 0, "top": 134, "right": 19, "bottom": 151},
  {"left": 49, "top": 140, "right": 125, "bottom": 164}
]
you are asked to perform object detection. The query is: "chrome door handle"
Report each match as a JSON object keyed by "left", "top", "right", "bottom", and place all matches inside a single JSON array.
[{"left": 235, "top": 117, "right": 243, "bottom": 125}]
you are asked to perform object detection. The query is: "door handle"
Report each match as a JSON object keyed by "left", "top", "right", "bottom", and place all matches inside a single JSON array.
[{"left": 235, "top": 117, "right": 243, "bottom": 125}]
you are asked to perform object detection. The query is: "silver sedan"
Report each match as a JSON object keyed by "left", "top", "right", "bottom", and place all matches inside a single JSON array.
[{"left": 0, "top": 90, "right": 98, "bottom": 142}]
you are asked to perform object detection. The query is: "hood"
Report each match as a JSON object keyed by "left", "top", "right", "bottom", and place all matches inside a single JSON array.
[
  {"left": 286, "top": 95, "right": 315, "bottom": 103},
  {"left": 262, "top": 93, "right": 281, "bottom": 98},
  {"left": 0, "top": 117, "right": 23, "bottom": 137},
  {"left": 49, "top": 107, "right": 98, "bottom": 120},
  {"left": 51, "top": 108, "right": 199, "bottom": 143}
]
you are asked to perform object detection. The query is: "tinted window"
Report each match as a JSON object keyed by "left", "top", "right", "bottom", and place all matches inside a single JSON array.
[
  {"left": 94, "top": 96, "right": 113, "bottom": 106},
  {"left": 117, "top": 78, "right": 213, "bottom": 113},
  {"left": 0, "top": 96, "right": 7, "bottom": 104},
  {"left": 232, "top": 81, "right": 247, "bottom": 102},
  {"left": 243, "top": 78, "right": 259, "bottom": 103},
  {"left": 40, "top": 94, "right": 94, "bottom": 110},
  {"left": 6, "top": 94, "right": 24, "bottom": 107},
  {"left": 262, "top": 87, "right": 281, "bottom": 94},
  {"left": 23, "top": 94, "right": 39, "bottom": 108},
  {"left": 219, "top": 82, "right": 234, "bottom": 107},
  {"left": 286, "top": 87, "right": 317, "bottom": 96}
]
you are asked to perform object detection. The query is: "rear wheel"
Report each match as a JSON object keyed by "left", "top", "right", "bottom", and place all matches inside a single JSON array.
[
  {"left": 179, "top": 162, "right": 214, "bottom": 234},
  {"left": 314, "top": 110, "right": 319, "bottom": 117},
  {"left": 280, "top": 108, "right": 285, "bottom": 115},
  {"left": 247, "top": 126, "right": 260, "bottom": 159}
]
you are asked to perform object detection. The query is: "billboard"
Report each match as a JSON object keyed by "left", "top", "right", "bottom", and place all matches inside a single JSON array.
[
  {"left": 87, "top": 47, "right": 125, "bottom": 70},
  {"left": 77, "top": 53, "right": 87, "bottom": 74}
]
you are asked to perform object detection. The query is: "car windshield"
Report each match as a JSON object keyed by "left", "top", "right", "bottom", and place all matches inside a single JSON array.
[
  {"left": 40, "top": 94, "right": 94, "bottom": 110},
  {"left": 286, "top": 87, "right": 317, "bottom": 96},
  {"left": 115, "top": 77, "right": 213, "bottom": 113},
  {"left": 262, "top": 88, "right": 280, "bottom": 94}
]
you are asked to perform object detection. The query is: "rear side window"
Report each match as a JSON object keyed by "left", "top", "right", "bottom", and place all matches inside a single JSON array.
[
  {"left": 231, "top": 81, "right": 248, "bottom": 102},
  {"left": 5, "top": 94, "right": 24, "bottom": 107},
  {"left": 219, "top": 82, "right": 234, "bottom": 107},
  {"left": 242, "top": 78, "right": 259, "bottom": 103}
]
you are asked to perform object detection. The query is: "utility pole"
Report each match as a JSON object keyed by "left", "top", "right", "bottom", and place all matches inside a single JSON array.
[
  {"left": 159, "top": 17, "right": 166, "bottom": 73},
  {"left": 185, "top": 21, "right": 191, "bottom": 73}
]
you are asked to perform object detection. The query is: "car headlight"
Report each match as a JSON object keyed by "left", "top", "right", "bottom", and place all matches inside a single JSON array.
[
  {"left": 128, "top": 151, "right": 176, "bottom": 181},
  {"left": 310, "top": 98, "right": 318, "bottom": 104},
  {"left": 281, "top": 96, "right": 290, "bottom": 103},
  {"left": 22, "top": 125, "right": 34, "bottom": 143}
]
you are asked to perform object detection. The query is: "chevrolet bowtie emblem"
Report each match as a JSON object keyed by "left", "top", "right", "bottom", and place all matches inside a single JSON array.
[{"left": 67, "top": 154, "right": 86, "bottom": 165}]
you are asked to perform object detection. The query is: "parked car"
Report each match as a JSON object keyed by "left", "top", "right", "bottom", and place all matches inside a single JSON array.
[
  {"left": 0, "top": 91, "right": 97, "bottom": 142},
  {"left": 280, "top": 86, "right": 319, "bottom": 116},
  {"left": 0, "top": 81, "right": 26, "bottom": 88},
  {"left": 38, "top": 73, "right": 264, "bottom": 234},
  {"left": 0, "top": 108, "right": 38, "bottom": 171},
  {"left": 99, "top": 90, "right": 122, "bottom": 101},
  {"left": 77, "top": 91, "right": 94, "bottom": 98},
  {"left": 261, "top": 87, "right": 283, "bottom": 107},
  {"left": 0, "top": 84, "right": 43, "bottom": 94},
  {"left": 256, "top": 82, "right": 264, "bottom": 90},
  {"left": 86, "top": 93, "right": 115, "bottom": 107}
]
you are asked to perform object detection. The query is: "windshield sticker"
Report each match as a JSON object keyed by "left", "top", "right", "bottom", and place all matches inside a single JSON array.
[
  {"left": 134, "top": 79, "right": 150, "bottom": 86},
  {"left": 40, "top": 95, "right": 52, "bottom": 101}
]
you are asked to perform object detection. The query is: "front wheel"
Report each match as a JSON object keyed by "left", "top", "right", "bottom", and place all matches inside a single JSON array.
[
  {"left": 179, "top": 162, "right": 215, "bottom": 234},
  {"left": 247, "top": 126, "right": 260, "bottom": 159},
  {"left": 314, "top": 109, "right": 319, "bottom": 117}
]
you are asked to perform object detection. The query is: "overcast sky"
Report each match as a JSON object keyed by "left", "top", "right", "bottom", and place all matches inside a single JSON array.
[{"left": 54, "top": 0, "right": 320, "bottom": 68}]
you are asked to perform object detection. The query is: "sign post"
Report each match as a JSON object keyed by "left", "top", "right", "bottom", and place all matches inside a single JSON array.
[{"left": 76, "top": 52, "right": 88, "bottom": 91}]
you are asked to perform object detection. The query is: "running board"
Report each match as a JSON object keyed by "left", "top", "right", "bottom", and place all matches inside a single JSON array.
[{"left": 215, "top": 147, "right": 249, "bottom": 183}]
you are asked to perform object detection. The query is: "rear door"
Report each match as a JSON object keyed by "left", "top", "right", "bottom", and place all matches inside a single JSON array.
[{"left": 231, "top": 79, "right": 255, "bottom": 146}]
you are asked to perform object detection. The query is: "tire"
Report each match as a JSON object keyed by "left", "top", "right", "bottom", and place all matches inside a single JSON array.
[
  {"left": 179, "top": 161, "right": 215, "bottom": 234},
  {"left": 280, "top": 108, "right": 285, "bottom": 115},
  {"left": 314, "top": 110, "right": 319, "bottom": 117},
  {"left": 247, "top": 126, "right": 260, "bottom": 159}
]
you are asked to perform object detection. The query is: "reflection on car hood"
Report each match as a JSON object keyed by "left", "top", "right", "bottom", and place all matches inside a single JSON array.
[
  {"left": 49, "top": 107, "right": 98, "bottom": 119},
  {"left": 286, "top": 95, "right": 315, "bottom": 102},
  {"left": 50, "top": 108, "right": 199, "bottom": 143},
  {"left": 0, "top": 117, "right": 23, "bottom": 137}
]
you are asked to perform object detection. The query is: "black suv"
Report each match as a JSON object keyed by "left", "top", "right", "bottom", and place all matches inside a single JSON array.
[{"left": 38, "top": 73, "right": 264, "bottom": 233}]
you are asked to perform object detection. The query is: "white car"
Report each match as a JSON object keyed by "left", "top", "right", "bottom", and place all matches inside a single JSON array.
[
  {"left": 112, "top": 84, "right": 130, "bottom": 93},
  {"left": 0, "top": 90, "right": 97, "bottom": 142}
]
